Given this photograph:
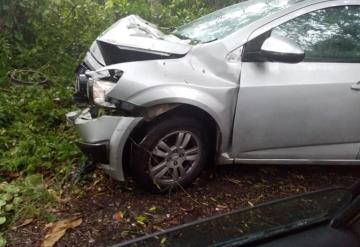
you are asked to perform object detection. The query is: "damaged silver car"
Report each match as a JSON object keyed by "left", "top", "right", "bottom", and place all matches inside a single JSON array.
[{"left": 67, "top": 0, "right": 360, "bottom": 191}]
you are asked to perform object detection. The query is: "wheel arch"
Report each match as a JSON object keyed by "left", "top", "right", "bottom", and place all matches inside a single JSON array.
[{"left": 122, "top": 103, "right": 222, "bottom": 175}]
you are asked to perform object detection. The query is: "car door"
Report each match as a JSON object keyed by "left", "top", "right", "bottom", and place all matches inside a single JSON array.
[{"left": 232, "top": 4, "right": 360, "bottom": 160}]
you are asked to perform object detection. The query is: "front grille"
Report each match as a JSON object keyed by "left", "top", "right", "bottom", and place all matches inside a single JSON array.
[{"left": 75, "top": 63, "right": 90, "bottom": 74}]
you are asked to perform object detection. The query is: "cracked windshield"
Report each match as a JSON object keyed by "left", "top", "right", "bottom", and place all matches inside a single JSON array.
[{"left": 175, "top": 0, "right": 305, "bottom": 42}]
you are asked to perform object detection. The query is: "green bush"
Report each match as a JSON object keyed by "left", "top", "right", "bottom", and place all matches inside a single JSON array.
[
  {"left": 0, "top": 0, "right": 241, "bottom": 77},
  {"left": 0, "top": 84, "right": 80, "bottom": 173}
]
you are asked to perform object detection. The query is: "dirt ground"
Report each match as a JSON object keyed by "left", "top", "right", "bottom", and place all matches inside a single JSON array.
[{"left": 7, "top": 165, "right": 360, "bottom": 247}]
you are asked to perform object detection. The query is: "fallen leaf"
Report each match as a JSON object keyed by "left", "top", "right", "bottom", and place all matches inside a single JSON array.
[
  {"left": 41, "top": 217, "right": 82, "bottom": 247},
  {"left": 136, "top": 215, "right": 148, "bottom": 225},
  {"left": 12, "top": 218, "right": 33, "bottom": 230},
  {"left": 160, "top": 237, "right": 167, "bottom": 246},
  {"left": 148, "top": 206, "right": 157, "bottom": 213},
  {"left": 120, "top": 231, "right": 129, "bottom": 238},
  {"left": 112, "top": 211, "right": 124, "bottom": 222},
  {"left": 6, "top": 172, "right": 20, "bottom": 178},
  {"left": 248, "top": 201, "right": 254, "bottom": 207}
]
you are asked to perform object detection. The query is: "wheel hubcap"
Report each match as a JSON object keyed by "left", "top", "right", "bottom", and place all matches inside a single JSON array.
[{"left": 149, "top": 131, "right": 200, "bottom": 184}]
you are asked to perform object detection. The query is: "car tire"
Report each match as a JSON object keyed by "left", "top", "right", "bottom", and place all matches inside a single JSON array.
[{"left": 132, "top": 115, "right": 211, "bottom": 192}]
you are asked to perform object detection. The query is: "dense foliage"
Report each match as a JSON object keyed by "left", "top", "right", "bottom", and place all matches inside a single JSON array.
[
  {"left": 0, "top": 0, "right": 241, "bottom": 238},
  {"left": 0, "top": 0, "right": 240, "bottom": 78}
]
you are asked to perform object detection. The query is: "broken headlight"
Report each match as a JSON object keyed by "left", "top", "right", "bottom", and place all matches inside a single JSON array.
[
  {"left": 92, "top": 79, "right": 117, "bottom": 108},
  {"left": 85, "top": 69, "right": 123, "bottom": 108}
]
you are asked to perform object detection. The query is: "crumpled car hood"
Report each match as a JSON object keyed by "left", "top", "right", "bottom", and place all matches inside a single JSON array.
[{"left": 90, "top": 15, "right": 192, "bottom": 66}]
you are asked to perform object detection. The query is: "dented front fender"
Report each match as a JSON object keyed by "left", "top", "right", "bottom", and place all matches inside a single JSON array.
[{"left": 104, "top": 57, "right": 239, "bottom": 152}]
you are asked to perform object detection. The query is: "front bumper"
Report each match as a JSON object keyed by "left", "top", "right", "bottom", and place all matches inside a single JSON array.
[{"left": 67, "top": 109, "right": 143, "bottom": 181}]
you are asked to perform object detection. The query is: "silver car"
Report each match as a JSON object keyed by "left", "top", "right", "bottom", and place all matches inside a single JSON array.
[{"left": 68, "top": 0, "right": 360, "bottom": 191}]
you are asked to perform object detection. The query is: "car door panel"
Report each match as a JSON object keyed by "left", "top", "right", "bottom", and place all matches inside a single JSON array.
[
  {"left": 232, "top": 5, "right": 360, "bottom": 160},
  {"left": 233, "top": 62, "right": 360, "bottom": 158},
  {"left": 234, "top": 63, "right": 360, "bottom": 159}
]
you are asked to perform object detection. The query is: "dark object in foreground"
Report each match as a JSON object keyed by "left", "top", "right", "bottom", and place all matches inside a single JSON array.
[{"left": 113, "top": 180, "right": 360, "bottom": 247}]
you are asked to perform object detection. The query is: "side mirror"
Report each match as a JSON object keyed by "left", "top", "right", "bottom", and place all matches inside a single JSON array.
[{"left": 260, "top": 33, "right": 305, "bottom": 63}]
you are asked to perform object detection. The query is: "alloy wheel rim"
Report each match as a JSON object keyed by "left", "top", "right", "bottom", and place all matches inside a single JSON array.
[{"left": 149, "top": 130, "right": 200, "bottom": 184}]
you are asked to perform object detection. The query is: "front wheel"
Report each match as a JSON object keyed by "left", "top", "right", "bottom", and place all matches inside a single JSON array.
[{"left": 132, "top": 116, "right": 211, "bottom": 192}]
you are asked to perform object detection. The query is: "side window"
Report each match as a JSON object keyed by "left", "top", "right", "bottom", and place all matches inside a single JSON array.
[{"left": 273, "top": 5, "right": 360, "bottom": 62}]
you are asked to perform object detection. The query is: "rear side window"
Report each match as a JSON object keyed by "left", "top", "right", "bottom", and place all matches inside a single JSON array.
[{"left": 273, "top": 5, "right": 360, "bottom": 62}]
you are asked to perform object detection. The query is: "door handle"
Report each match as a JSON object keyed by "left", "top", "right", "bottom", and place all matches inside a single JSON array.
[{"left": 351, "top": 82, "right": 360, "bottom": 91}]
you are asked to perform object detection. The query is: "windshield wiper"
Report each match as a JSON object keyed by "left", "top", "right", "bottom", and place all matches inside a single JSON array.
[
  {"left": 172, "top": 32, "right": 190, "bottom": 40},
  {"left": 171, "top": 32, "right": 201, "bottom": 44},
  {"left": 160, "top": 26, "right": 175, "bottom": 33},
  {"left": 203, "top": 38, "right": 218, "bottom": 43}
]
